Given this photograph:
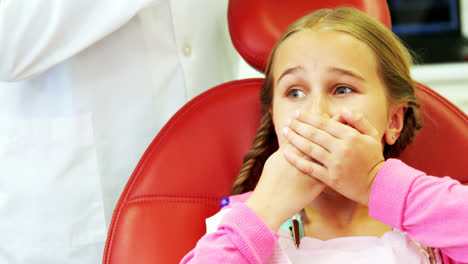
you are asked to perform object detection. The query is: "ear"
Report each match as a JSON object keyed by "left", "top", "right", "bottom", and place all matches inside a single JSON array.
[{"left": 384, "top": 104, "right": 406, "bottom": 145}]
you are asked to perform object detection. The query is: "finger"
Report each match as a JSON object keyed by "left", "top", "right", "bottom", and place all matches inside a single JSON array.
[
  {"left": 295, "top": 110, "right": 356, "bottom": 139},
  {"left": 288, "top": 118, "right": 339, "bottom": 151},
  {"left": 340, "top": 108, "right": 379, "bottom": 139},
  {"left": 282, "top": 141, "right": 309, "bottom": 160},
  {"left": 331, "top": 114, "right": 341, "bottom": 122},
  {"left": 283, "top": 147, "right": 328, "bottom": 183},
  {"left": 283, "top": 126, "right": 330, "bottom": 165}
]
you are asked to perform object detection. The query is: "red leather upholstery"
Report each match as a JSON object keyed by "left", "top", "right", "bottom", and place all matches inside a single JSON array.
[
  {"left": 103, "top": 1, "right": 468, "bottom": 263},
  {"left": 228, "top": 0, "right": 391, "bottom": 72},
  {"left": 103, "top": 79, "right": 263, "bottom": 264},
  {"left": 400, "top": 83, "right": 468, "bottom": 183}
]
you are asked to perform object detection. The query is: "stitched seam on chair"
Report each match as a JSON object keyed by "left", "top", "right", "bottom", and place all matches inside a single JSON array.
[
  {"left": 127, "top": 198, "right": 220, "bottom": 206},
  {"left": 130, "top": 193, "right": 222, "bottom": 200},
  {"left": 127, "top": 79, "right": 262, "bottom": 203},
  {"left": 127, "top": 195, "right": 221, "bottom": 205}
]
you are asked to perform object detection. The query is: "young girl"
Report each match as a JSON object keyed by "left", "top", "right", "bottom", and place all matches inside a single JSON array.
[{"left": 181, "top": 7, "right": 468, "bottom": 264}]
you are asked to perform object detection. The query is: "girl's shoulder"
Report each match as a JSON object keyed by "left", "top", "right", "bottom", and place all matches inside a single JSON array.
[
  {"left": 205, "top": 191, "right": 253, "bottom": 233},
  {"left": 224, "top": 191, "right": 253, "bottom": 208}
]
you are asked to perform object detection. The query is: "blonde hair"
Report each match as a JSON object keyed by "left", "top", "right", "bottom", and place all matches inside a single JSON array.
[{"left": 232, "top": 7, "right": 423, "bottom": 195}]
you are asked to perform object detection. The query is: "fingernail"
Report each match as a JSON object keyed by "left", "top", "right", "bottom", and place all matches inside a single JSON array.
[
  {"left": 287, "top": 118, "right": 291, "bottom": 126},
  {"left": 282, "top": 127, "right": 288, "bottom": 137}
]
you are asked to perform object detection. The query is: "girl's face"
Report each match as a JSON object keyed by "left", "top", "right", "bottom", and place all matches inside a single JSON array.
[{"left": 271, "top": 29, "right": 404, "bottom": 147}]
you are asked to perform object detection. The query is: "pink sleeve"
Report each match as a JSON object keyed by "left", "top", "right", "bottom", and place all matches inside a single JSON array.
[
  {"left": 369, "top": 159, "right": 468, "bottom": 263},
  {"left": 180, "top": 202, "right": 279, "bottom": 264}
]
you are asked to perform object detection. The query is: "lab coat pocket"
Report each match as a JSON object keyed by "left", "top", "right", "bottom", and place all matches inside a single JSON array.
[{"left": 0, "top": 114, "right": 106, "bottom": 263}]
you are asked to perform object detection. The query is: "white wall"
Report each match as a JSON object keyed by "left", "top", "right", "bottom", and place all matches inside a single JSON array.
[{"left": 412, "top": 63, "right": 468, "bottom": 114}]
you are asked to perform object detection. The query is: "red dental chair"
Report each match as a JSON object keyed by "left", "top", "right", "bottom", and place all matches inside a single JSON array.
[{"left": 103, "top": 1, "right": 468, "bottom": 263}]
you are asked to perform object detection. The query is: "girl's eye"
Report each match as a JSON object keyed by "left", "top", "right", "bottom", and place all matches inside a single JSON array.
[
  {"left": 287, "top": 89, "right": 306, "bottom": 99},
  {"left": 334, "top": 86, "right": 354, "bottom": 95}
]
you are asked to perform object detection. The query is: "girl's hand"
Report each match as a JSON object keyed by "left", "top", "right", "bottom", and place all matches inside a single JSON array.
[
  {"left": 245, "top": 144, "right": 325, "bottom": 231},
  {"left": 282, "top": 109, "right": 385, "bottom": 206}
]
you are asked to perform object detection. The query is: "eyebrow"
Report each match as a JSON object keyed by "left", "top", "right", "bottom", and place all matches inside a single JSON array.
[
  {"left": 330, "top": 67, "right": 365, "bottom": 82},
  {"left": 276, "top": 66, "right": 305, "bottom": 86},
  {"left": 276, "top": 65, "right": 366, "bottom": 86}
]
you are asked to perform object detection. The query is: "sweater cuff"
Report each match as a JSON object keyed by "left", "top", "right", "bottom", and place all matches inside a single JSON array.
[
  {"left": 369, "top": 159, "right": 423, "bottom": 230},
  {"left": 219, "top": 203, "right": 278, "bottom": 263}
]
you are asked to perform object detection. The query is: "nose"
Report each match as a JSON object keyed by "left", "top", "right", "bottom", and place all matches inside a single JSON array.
[{"left": 302, "top": 94, "right": 332, "bottom": 118}]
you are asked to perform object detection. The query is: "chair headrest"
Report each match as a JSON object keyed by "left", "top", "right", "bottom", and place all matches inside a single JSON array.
[{"left": 228, "top": 0, "right": 391, "bottom": 72}]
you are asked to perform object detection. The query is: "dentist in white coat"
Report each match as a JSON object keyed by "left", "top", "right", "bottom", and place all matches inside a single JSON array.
[{"left": 0, "top": 0, "right": 258, "bottom": 263}]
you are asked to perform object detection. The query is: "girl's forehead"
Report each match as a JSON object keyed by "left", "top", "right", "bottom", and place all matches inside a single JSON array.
[{"left": 272, "top": 30, "right": 379, "bottom": 81}]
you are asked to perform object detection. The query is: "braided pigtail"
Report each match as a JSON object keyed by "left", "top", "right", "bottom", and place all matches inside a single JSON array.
[{"left": 232, "top": 112, "right": 277, "bottom": 194}]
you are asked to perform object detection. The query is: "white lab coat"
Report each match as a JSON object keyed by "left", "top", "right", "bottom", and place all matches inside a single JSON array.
[{"left": 0, "top": 0, "right": 260, "bottom": 263}]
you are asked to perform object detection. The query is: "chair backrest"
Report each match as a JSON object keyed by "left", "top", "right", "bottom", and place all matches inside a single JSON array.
[
  {"left": 400, "top": 83, "right": 468, "bottom": 182},
  {"left": 103, "top": 1, "right": 468, "bottom": 263},
  {"left": 104, "top": 79, "right": 263, "bottom": 264},
  {"left": 228, "top": 0, "right": 391, "bottom": 72}
]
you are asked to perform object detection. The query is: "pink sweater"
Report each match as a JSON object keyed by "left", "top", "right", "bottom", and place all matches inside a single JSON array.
[{"left": 180, "top": 159, "right": 468, "bottom": 264}]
